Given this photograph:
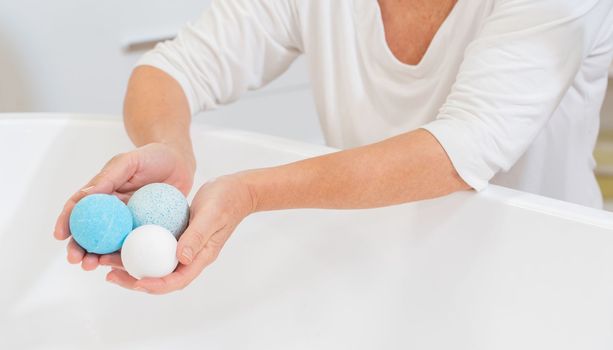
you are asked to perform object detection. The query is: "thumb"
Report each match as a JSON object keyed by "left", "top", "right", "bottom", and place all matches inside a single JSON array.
[
  {"left": 86, "top": 152, "right": 139, "bottom": 195},
  {"left": 176, "top": 209, "right": 220, "bottom": 265},
  {"left": 54, "top": 152, "right": 138, "bottom": 240}
]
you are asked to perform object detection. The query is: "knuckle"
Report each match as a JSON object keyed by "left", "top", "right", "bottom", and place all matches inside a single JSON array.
[
  {"left": 208, "top": 231, "right": 226, "bottom": 250},
  {"left": 204, "top": 245, "right": 221, "bottom": 263},
  {"left": 177, "top": 281, "right": 189, "bottom": 291},
  {"left": 189, "top": 230, "right": 207, "bottom": 249},
  {"left": 178, "top": 274, "right": 198, "bottom": 291},
  {"left": 150, "top": 284, "right": 172, "bottom": 295},
  {"left": 109, "top": 153, "right": 125, "bottom": 164}
]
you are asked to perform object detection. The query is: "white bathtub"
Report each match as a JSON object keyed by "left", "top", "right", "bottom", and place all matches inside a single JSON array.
[{"left": 1, "top": 114, "right": 613, "bottom": 349}]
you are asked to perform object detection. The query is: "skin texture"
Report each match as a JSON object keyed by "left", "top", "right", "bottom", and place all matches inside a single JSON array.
[
  {"left": 379, "top": 0, "right": 457, "bottom": 66},
  {"left": 53, "top": 0, "right": 469, "bottom": 294}
]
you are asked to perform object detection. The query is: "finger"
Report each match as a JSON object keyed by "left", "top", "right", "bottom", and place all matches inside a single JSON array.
[
  {"left": 54, "top": 185, "right": 97, "bottom": 240},
  {"left": 106, "top": 269, "right": 139, "bottom": 290},
  {"left": 106, "top": 262, "right": 191, "bottom": 294},
  {"left": 116, "top": 180, "right": 146, "bottom": 194},
  {"left": 134, "top": 264, "right": 193, "bottom": 295},
  {"left": 176, "top": 208, "right": 225, "bottom": 265},
  {"left": 53, "top": 153, "right": 138, "bottom": 240},
  {"left": 136, "top": 232, "right": 227, "bottom": 294},
  {"left": 81, "top": 253, "right": 100, "bottom": 271},
  {"left": 114, "top": 144, "right": 187, "bottom": 195},
  {"left": 66, "top": 238, "right": 86, "bottom": 264},
  {"left": 54, "top": 206, "right": 71, "bottom": 241},
  {"left": 99, "top": 253, "right": 124, "bottom": 269},
  {"left": 114, "top": 191, "right": 134, "bottom": 204},
  {"left": 87, "top": 152, "right": 139, "bottom": 193}
]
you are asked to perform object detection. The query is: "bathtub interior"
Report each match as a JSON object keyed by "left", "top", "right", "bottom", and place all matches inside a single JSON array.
[{"left": 1, "top": 115, "right": 613, "bottom": 349}]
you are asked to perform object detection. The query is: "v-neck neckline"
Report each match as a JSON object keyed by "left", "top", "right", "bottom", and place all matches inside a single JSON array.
[{"left": 353, "top": 0, "right": 462, "bottom": 77}]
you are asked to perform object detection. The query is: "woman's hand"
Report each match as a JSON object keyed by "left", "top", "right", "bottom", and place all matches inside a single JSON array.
[
  {"left": 53, "top": 142, "right": 196, "bottom": 271},
  {"left": 102, "top": 174, "right": 255, "bottom": 294}
]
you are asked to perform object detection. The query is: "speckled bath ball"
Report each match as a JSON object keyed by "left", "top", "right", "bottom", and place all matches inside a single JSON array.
[
  {"left": 69, "top": 194, "right": 134, "bottom": 254},
  {"left": 127, "top": 183, "right": 190, "bottom": 238}
]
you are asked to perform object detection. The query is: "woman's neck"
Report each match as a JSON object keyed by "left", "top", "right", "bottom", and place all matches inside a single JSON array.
[{"left": 377, "top": 0, "right": 458, "bottom": 65}]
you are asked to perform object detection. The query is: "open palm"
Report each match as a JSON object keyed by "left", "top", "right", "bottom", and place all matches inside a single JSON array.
[{"left": 53, "top": 142, "right": 196, "bottom": 270}]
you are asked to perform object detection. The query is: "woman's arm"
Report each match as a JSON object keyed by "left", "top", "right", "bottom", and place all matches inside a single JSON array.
[
  {"left": 242, "top": 129, "right": 470, "bottom": 211},
  {"left": 57, "top": 0, "right": 303, "bottom": 272},
  {"left": 104, "top": 0, "right": 613, "bottom": 294},
  {"left": 124, "top": 65, "right": 195, "bottom": 164},
  {"left": 104, "top": 129, "right": 470, "bottom": 294},
  {"left": 54, "top": 66, "right": 197, "bottom": 271}
]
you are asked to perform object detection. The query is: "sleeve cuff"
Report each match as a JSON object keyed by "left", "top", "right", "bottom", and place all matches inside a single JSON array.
[{"left": 421, "top": 120, "right": 490, "bottom": 192}]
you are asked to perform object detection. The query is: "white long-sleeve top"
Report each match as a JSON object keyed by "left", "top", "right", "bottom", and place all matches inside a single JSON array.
[{"left": 138, "top": 0, "right": 613, "bottom": 208}]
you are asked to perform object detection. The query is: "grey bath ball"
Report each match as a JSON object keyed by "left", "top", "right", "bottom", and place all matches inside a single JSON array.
[{"left": 128, "top": 183, "right": 190, "bottom": 238}]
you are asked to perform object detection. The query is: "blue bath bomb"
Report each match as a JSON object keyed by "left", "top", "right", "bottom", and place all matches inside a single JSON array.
[
  {"left": 69, "top": 194, "right": 134, "bottom": 254},
  {"left": 128, "top": 183, "right": 190, "bottom": 238}
]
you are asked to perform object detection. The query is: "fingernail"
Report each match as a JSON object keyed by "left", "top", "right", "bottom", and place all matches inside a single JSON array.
[
  {"left": 181, "top": 247, "right": 193, "bottom": 263},
  {"left": 134, "top": 287, "right": 149, "bottom": 293},
  {"left": 80, "top": 185, "right": 95, "bottom": 193}
]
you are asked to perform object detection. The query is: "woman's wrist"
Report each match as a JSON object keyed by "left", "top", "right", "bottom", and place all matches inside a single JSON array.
[
  {"left": 234, "top": 164, "right": 305, "bottom": 213},
  {"left": 162, "top": 138, "right": 197, "bottom": 174},
  {"left": 125, "top": 116, "right": 195, "bottom": 172},
  {"left": 234, "top": 169, "right": 269, "bottom": 213}
]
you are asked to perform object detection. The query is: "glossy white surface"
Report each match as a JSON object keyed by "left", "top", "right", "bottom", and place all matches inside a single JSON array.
[{"left": 1, "top": 114, "right": 613, "bottom": 349}]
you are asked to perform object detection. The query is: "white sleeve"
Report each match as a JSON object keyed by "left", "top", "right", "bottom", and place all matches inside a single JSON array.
[
  {"left": 421, "top": 0, "right": 613, "bottom": 191},
  {"left": 136, "top": 0, "right": 302, "bottom": 115}
]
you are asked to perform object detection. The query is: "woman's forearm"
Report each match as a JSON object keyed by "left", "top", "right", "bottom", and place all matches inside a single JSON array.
[
  {"left": 241, "top": 129, "right": 470, "bottom": 211},
  {"left": 123, "top": 65, "right": 195, "bottom": 165},
  {"left": 123, "top": 68, "right": 468, "bottom": 210}
]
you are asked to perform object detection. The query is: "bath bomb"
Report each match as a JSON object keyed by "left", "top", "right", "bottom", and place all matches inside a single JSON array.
[
  {"left": 121, "top": 225, "right": 179, "bottom": 279},
  {"left": 69, "top": 194, "right": 133, "bottom": 254},
  {"left": 128, "top": 183, "right": 190, "bottom": 238}
]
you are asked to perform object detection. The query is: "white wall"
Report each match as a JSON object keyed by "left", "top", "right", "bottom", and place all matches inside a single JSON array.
[
  {"left": 0, "top": 0, "right": 324, "bottom": 143},
  {"left": 0, "top": 1, "right": 611, "bottom": 144}
]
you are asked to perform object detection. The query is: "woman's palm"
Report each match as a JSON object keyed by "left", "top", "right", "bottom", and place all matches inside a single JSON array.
[{"left": 53, "top": 142, "right": 196, "bottom": 270}]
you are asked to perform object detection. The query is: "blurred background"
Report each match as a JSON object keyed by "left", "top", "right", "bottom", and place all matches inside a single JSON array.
[
  {"left": 1, "top": 0, "right": 612, "bottom": 207},
  {"left": 0, "top": 0, "right": 324, "bottom": 143}
]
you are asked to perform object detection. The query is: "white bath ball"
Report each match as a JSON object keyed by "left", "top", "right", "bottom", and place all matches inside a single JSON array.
[{"left": 121, "top": 225, "right": 179, "bottom": 279}]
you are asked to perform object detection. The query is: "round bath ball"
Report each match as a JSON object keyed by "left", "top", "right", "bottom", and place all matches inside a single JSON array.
[
  {"left": 128, "top": 183, "right": 190, "bottom": 238},
  {"left": 69, "top": 194, "right": 133, "bottom": 254},
  {"left": 121, "top": 225, "right": 179, "bottom": 279}
]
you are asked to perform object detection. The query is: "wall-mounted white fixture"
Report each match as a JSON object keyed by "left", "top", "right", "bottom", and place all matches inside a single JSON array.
[{"left": 121, "top": 32, "right": 177, "bottom": 53}]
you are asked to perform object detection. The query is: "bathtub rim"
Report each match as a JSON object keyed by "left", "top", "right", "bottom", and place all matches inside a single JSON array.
[{"left": 1, "top": 112, "right": 612, "bottom": 231}]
